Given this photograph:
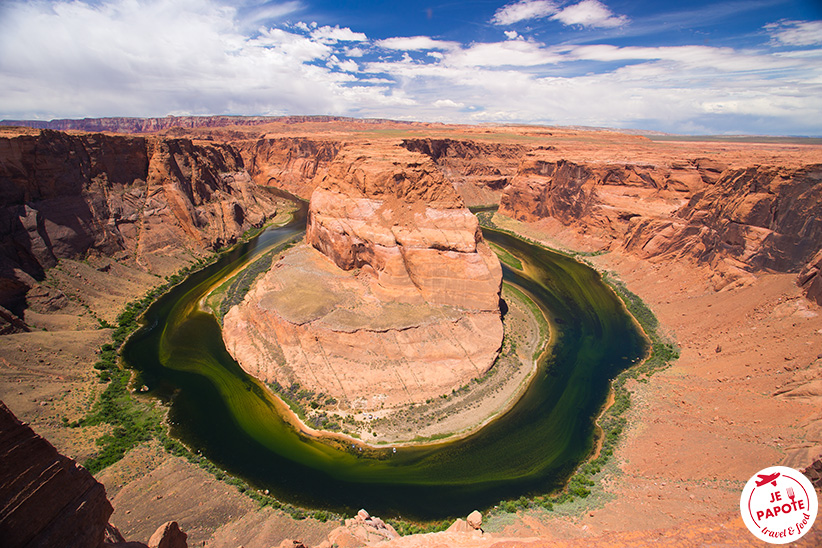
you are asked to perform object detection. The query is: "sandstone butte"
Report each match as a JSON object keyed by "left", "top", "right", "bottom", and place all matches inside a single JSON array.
[
  {"left": 1, "top": 117, "right": 822, "bottom": 548},
  {"left": 222, "top": 144, "right": 504, "bottom": 410}
]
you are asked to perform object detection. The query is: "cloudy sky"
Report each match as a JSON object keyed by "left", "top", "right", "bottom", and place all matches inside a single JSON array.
[{"left": 1, "top": 0, "right": 821, "bottom": 135}]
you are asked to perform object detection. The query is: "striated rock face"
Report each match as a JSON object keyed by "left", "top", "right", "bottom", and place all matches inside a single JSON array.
[
  {"left": 223, "top": 146, "right": 503, "bottom": 410},
  {"left": 306, "top": 147, "right": 502, "bottom": 310},
  {"left": 498, "top": 157, "right": 697, "bottom": 247},
  {"left": 401, "top": 138, "right": 525, "bottom": 206},
  {"left": 500, "top": 156, "right": 822, "bottom": 295},
  {"left": 0, "top": 401, "right": 113, "bottom": 548},
  {"left": 236, "top": 137, "right": 341, "bottom": 199},
  {"left": 798, "top": 249, "right": 822, "bottom": 305},
  {"left": 500, "top": 159, "right": 601, "bottom": 225},
  {"left": 222, "top": 244, "right": 504, "bottom": 410},
  {"left": 0, "top": 129, "right": 277, "bottom": 317},
  {"left": 624, "top": 164, "right": 822, "bottom": 289}
]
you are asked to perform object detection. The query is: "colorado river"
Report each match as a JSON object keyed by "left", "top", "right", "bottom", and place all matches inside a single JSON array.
[{"left": 123, "top": 208, "right": 647, "bottom": 520}]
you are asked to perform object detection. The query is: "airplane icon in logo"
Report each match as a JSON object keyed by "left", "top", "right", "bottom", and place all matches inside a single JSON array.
[{"left": 755, "top": 472, "right": 780, "bottom": 487}]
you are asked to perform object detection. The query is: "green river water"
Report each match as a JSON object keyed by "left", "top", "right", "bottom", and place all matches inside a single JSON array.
[{"left": 123, "top": 210, "right": 647, "bottom": 520}]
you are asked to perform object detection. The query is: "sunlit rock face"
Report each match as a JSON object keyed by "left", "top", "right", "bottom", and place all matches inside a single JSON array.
[
  {"left": 500, "top": 154, "right": 822, "bottom": 295},
  {"left": 223, "top": 144, "right": 503, "bottom": 411},
  {"left": 306, "top": 145, "right": 502, "bottom": 311}
]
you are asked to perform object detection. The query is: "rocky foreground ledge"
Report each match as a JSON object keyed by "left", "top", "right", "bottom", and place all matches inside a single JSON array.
[
  {"left": 223, "top": 144, "right": 503, "bottom": 412},
  {"left": 0, "top": 401, "right": 188, "bottom": 548}
]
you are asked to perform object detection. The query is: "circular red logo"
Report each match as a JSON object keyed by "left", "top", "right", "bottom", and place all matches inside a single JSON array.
[{"left": 740, "top": 466, "right": 818, "bottom": 544}]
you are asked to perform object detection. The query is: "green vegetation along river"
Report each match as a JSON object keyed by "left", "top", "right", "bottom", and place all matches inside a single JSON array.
[{"left": 123, "top": 210, "right": 648, "bottom": 520}]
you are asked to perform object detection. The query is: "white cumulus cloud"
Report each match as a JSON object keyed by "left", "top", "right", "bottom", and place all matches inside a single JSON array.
[
  {"left": 0, "top": 0, "right": 819, "bottom": 136},
  {"left": 766, "top": 20, "right": 822, "bottom": 47},
  {"left": 0, "top": 0, "right": 380, "bottom": 119},
  {"left": 492, "top": 0, "right": 627, "bottom": 29},
  {"left": 491, "top": 0, "right": 558, "bottom": 25},
  {"left": 433, "top": 99, "right": 464, "bottom": 108},
  {"left": 375, "top": 36, "right": 459, "bottom": 51},
  {"left": 551, "top": 0, "right": 628, "bottom": 28},
  {"left": 309, "top": 25, "right": 367, "bottom": 44},
  {"left": 445, "top": 41, "right": 563, "bottom": 67}
]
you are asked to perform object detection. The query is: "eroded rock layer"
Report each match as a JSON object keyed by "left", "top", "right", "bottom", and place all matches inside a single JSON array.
[
  {"left": 499, "top": 157, "right": 718, "bottom": 235},
  {"left": 236, "top": 137, "right": 341, "bottom": 199},
  {"left": 0, "top": 401, "right": 113, "bottom": 548},
  {"left": 0, "top": 129, "right": 278, "bottom": 318},
  {"left": 624, "top": 164, "right": 822, "bottom": 273},
  {"left": 223, "top": 145, "right": 503, "bottom": 410},
  {"left": 500, "top": 154, "right": 822, "bottom": 297},
  {"left": 306, "top": 147, "right": 502, "bottom": 310},
  {"left": 401, "top": 138, "right": 525, "bottom": 206}
]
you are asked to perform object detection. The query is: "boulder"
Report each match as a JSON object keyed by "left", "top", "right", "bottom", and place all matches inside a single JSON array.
[
  {"left": 147, "top": 521, "right": 187, "bottom": 548},
  {"left": 798, "top": 249, "right": 822, "bottom": 305},
  {"left": 467, "top": 510, "right": 483, "bottom": 529},
  {"left": 276, "top": 541, "right": 307, "bottom": 548},
  {"left": 446, "top": 518, "right": 474, "bottom": 533}
]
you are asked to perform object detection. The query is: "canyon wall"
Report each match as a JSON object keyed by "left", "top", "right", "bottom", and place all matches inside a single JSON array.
[
  {"left": 401, "top": 138, "right": 524, "bottom": 206},
  {"left": 623, "top": 164, "right": 822, "bottom": 286},
  {"left": 0, "top": 115, "right": 415, "bottom": 134},
  {"left": 499, "top": 156, "right": 723, "bottom": 231},
  {"left": 234, "top": 136, "right": 524, "bottom": 207},
  {"left": 0, "top": 129, "right": 277, "bottom": 321},
  {"left": 499, "top": 154, "right": 822, "bottom": 298},
  {"left": 235, "top": 137, "right": 341, "bottom": 199},
  {"left": 223, "top": 145, "right": 503, "bottom": 410}
]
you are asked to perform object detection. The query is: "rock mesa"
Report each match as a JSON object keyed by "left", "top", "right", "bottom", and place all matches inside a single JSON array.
[{"left": 223, "top": 146, "right": 503, "bottom": 411}]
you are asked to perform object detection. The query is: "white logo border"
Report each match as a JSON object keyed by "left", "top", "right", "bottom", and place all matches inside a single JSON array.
[{"left": 739, "top": 465, "right": 818, "bottom": 544}]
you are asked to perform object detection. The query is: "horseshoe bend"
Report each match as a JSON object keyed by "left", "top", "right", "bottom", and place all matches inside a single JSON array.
[{"left": 0, "top": 118, "right": 821, "bottom": 548}]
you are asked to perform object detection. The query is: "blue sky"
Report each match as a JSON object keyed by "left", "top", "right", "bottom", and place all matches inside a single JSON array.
[{"left": 1, "top": 0, "right": 821, "bottom": 135}]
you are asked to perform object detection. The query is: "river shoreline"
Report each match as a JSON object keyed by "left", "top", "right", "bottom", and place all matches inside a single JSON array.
[
  {"left": 264, "top": 281, "right": 553, "bottom": 449},
  {"left": 197, "top": 212, "right": 652, "bottom": 474},
  {"left": 193, "top": 202, "right": 557, "bottom": 450},
  {"left": 200, "top": 230, "right": 554, "bottom": 449}
]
